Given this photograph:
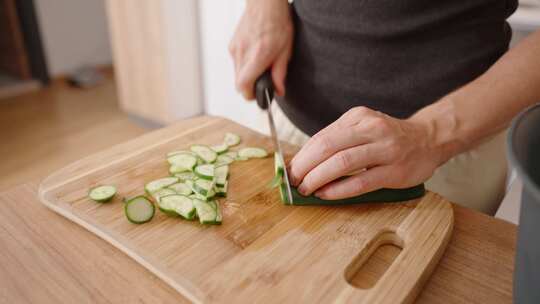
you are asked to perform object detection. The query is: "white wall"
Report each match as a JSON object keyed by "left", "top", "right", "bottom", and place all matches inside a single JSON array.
[
  {"left": 199, "top": 1, "right": 262, "bottom": 131},
  {"left": 34, "top": 0, "right": 112, "bottom": 76}
]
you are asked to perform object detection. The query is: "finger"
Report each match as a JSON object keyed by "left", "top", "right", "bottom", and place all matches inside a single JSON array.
[
  {"left": 297, "top": 144, "right": 381, "bottom": 196},
  {"left": 236, "top": 49, "right": 273, "bottom": 100},
  {"left": 314, "top": 166, "right": 393, "bottom": 200},
  {"left": 271, "top": 51, "right": 289, "bottom": 96},
  {"left": 288, "top": 126, "right": 370, "bottom": 186}
]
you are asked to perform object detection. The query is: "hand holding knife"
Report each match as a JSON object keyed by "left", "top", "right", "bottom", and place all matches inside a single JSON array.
[{"left": 255, "top": 71, "right": 294, "bottom": 204}]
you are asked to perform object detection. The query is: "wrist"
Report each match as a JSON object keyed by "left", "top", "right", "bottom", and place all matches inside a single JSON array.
[{"left": 408, "top": 100, "right": 465, "bottom": 165}]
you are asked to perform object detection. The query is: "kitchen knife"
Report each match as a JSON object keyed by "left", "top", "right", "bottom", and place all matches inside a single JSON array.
[{"left": 255, "top": 71, "right": 294, "bottom": 204}]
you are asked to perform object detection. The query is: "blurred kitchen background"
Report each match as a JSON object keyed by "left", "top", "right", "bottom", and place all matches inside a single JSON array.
[{"left": 1, "top": 0, "right": 539, "bottom": 220}]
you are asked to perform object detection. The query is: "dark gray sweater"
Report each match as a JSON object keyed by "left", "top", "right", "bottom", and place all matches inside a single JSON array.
[{"left": 277, "top": 0, "right": 518, "bottom": 136}]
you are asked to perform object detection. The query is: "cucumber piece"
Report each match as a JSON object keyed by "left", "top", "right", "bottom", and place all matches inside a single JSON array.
[
  {"left": 206, "top": 201, "right": 222, "bottom": 224},
  {"left": 285, "top": 185, "right": 426, "bottom": 206},
  {"left": 190, "top": 145, "right": 218, "bottom": 163},
  {"left": 193, "top": 179, "right": 214, "bottom": 197},
  {"left": 193, "top": 199, "right": 218, "bottom": 225},
  {"left": 167, "top": 153, "right": 197, "bottom": 170},
  {"left": 159, "top": 194, "right": 196, "bottom": 219},
  {"left": 215, "top": 154, "right": 234, "bottom": 166},
  {"left": 235, "top": 156, "right": 249, "bottom": 161},
  {"left": 169, "top": 164, "right": 191, "bottom": 175},
  {"left": 168, "top": 182, "right": 192, "bottom": 196},
  {"left": 194, "top": 164, "right": 215, "bottom": 180},
  {"left": 223, "top": 132, "right": 241, "bottom": 147},
  {"left": 152, "top": 188, "right": 176, "bottom": 203},
  {"left": 211, "top": 143, "right": 229, "bottom": 154},
  {"left": 187, "top": 180, "right": 215, "bottom": 200},
  {"left": 174, "top": 171, "right": 195, "bottom": 181},
  {"left": 223, "top": 151, "right": 238, "bottom": 159},
  {"left": 88, "top": 185, "right": 117, "bottom": 203},
  {"left": 124, "top": 196, "right": 155, "bottom": 224},
  {"left": 215, "top": 181, "right": 228, "bottom": 197},
  {"left": 189, "top": 192, "right": 207, "bottom": 201},
  {"left": 238, "top": 147, "right": 268, "bottom": 159},
  {"left": 144, "top": 177, "right": 179, "bottom": 194},
  {"left": 214, "top": 165, "right": 229, "bottom": 187}
]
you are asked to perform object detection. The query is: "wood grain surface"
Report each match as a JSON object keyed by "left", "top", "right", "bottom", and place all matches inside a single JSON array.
[{"left": 38, "top": 116, "right": 455, "bottom": 303}]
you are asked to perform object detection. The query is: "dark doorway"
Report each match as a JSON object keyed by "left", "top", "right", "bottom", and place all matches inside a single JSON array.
[{"left": 0, "top": 0, "right": 49, "bottom": 89}]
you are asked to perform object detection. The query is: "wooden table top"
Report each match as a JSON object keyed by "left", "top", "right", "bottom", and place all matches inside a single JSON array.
[{"left": 0, "top": 182, "right": 516, "bottom": 303}]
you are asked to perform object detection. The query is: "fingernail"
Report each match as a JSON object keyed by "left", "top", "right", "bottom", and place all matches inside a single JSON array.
[{"left": 298, "top": 185, "right": 308, "bottom": 196}]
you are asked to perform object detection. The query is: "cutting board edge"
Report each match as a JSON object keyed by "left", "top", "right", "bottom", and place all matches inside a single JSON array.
[{"left": 38, "top": 192, "right": 206, "bottom": 304}]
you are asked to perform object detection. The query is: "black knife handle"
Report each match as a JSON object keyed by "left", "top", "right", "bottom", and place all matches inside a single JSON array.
[{"left": 255, "top": 70, "right": 274, "bottom": 110}]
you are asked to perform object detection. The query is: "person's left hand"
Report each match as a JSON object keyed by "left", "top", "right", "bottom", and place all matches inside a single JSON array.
[{"left": 288, "top": 106, "right": 446, "bottom": 199}]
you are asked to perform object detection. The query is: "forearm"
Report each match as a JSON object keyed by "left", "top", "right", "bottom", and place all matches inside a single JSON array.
[{"left": 411, "top": 30, "right": 540, "bottom": 164}]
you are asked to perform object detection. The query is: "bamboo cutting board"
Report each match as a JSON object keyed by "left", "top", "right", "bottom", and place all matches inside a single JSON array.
[{"left": 39, "top": 116, "right": 453, "bottom": 304}]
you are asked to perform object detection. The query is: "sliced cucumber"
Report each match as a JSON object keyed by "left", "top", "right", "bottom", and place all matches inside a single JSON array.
[
  {"left": 144, "top": 177, "right": 179, "bottom": 194},
  {"left": 193, "top": 179, "right": 214, "bottom": 197},
  {"left": 187, "top": 180, "right": 215, "bottom": 200},
  {"left": 223, "top": 132, "right": 241, "bottom": 147},
  {"left": 174, "top": 171, "right": 195, "bottom": 181},
  {"left": 215, "top": 154, "right": 234, "bottom": 166},
  {"left": 214, "top": 165, "right": 229, "bottom": 187},
  {"left": 223, "top": 151, "right": 238, "bottom": 159},
  {"left": 124, "top": 196, "right": 155, "bottom": 224},
  {"left": 167, "top": 153, "right": 197, "bottom": 170},
  {"left": 189, "top": 192, "right": 207, "bottom": 201},
  {"left": 211, "top": 143, "right": 229, "bottom": 154},
  {"left": 193, "top": 199, "right": 218, "bottom": 225},
  {"left": 159, "top": 194, "right": 196, "bottom": 219},
  {"left": 152, "top": 188, "right": 176, "bottom": 203},
  {"left": 235, "top": 156, "right": 249, "bottom": 161},
  {"left": 169, "top": 164, "right": 191, "bottom": 175},
  {"left": 238, "top": 147, "right": 268, "bottom": 159},
  {"left": 215, "top": 181, "right": 228, "bottom": 197},
  {"left": 168, "top": 182, "right": 192, "bottom": 196},
  {"left": 207, "top": 201, "right": 223, "bottom": 224},
  {"left": 88, "top": 185, "right": 117, "bottom": 203},
  {"left": 194, "top": 164, "right": 215, "bottom": 180},
  {"left": 190, "top": 145, "right": 218, "bottom": 163}
]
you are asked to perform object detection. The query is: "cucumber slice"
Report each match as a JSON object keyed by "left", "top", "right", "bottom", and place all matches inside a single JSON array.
[
  {"left": 235, "top": 156, "right": 249, "bottom": 161},
  {"left": 207, "top": 201, "right": 223, "bottom": 224},
  {"left": 223, "top": 151, "right": 238, "bottom": 159},
  {"left": 174, "top": 171, "right": 195, "bottom": 181},
  {"left": 167, "top": 153, "right": 197, "bottom": 170},
  {"left": 238, "top": 147, "right": 268, "bottom": 159},
  {"left": 193, "top": 199, "right": 218, "bottom": 225},
  {"left": 144, "top": 177, "right": 179, "bottom": 194},
  {"left": 193, "top": 179, "right": 214, "bottom": 197},
  {"left": 189, "top": 192, "right": 207, "bottom": 201},
  {"left": 187, "top": 180, "right": 215, "bottom": 200},
  {"left": 190, "top": 145, "right": 218, "bottom": 163},
  {"left": 223, "top": 132, "right": 241, "bottom": 147},
  {"left": 168, "top": 182, "right": 192, "bottom": 196},
  {"left": 169, "top": 164, "right": 191, "bottom": 175},
  {"left": 211, "top": 144, "right": 229, "bottom": 154},
  {"left": 152, "top": 188, "right": 176, "bottom": 203},
  {"left": 124, "top": 196, "right": 155, "bottom": 224},
  {"left": 214, "top": 165, "right": 229, "bottom": 187},
  {"left": 194, "top": 164, "right": 215, "bottom": 180},
  {"left": 159, "top": 194, "right": 196, "bottom": 219},
  {"left": 215, "top": 181, "right": 228, "bottom": 197},
  {"left": 215, "top": 155, "right": 234, "bottom": 166},
  {"left": 88, "top": 185, "right": 117, "bottom": 203}
]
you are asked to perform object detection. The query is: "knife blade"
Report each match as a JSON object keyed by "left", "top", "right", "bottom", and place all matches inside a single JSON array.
[{"left": 255, "top": 71, "right": 294, "bottom": 204}]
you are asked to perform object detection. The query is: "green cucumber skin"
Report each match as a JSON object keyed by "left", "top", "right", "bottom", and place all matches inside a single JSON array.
[
  {"left": 283, "top": 184, "right": 425, "bottom": 206},
  {"left": 158, "top": 207, "right": 180, "bottom": 217},
  {"left": 124, "top": 196, "right": 155, "bottom": 224}
]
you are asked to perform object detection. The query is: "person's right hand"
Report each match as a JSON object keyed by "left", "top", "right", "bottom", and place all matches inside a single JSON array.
[{"left": 229, "top": 0, "right": 293, "bottom": 100}]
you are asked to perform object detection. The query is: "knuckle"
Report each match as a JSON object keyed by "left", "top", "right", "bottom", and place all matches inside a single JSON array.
[
  {"left": 315, "top": 135, "right": 333, "bottom": 156},
  {"left": 335, "top": 151, "right": 352, "bottom": 171}
]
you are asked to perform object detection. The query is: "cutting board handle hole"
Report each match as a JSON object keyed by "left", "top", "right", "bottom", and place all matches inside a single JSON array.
[{"left": 344, "top": 230, "right": 403, "bottom": 289}]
